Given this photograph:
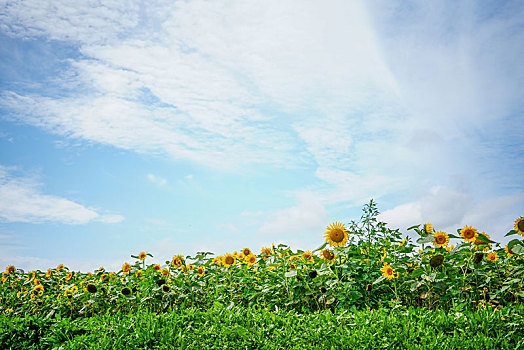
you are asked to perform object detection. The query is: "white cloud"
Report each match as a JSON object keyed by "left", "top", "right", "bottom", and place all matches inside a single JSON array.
[
  {"left": 379, "top": 186, "right": 523, "bottom": 242},
  {"left": 147, "top": 173, "right": 167, "bottom": 187},
  {"left": 0, "top": 166, "right": 123, "bottom": 224},
  {"left": 258, "top": 192, "right": 327, "bottom": 236}
]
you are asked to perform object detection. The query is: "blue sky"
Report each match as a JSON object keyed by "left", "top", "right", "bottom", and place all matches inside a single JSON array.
[{"left": 0, "top": 0, "right": 522, "bottom": 272}]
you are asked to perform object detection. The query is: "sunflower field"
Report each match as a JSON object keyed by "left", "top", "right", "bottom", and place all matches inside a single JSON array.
[{"left": 1, "top": 200, "right": 524, "bottom": 348}]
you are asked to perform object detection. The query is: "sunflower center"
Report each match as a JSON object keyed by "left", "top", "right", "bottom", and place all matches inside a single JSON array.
[
  {"left": 436, "top": 236, "right": 446, "bottom": 244},
  {"left": 329, "top": 229, "right": 344, "bottom": 243},
  {"left": 224, "top": 256, "right": 234, "bottom": 265},
  {"left": 463, "top": 230, "right": 474, "bottom": 239},
  {"left": 386, "top": 268, "right": 393, "bottom": 275},
  {"left": 518, "top": 220, "right": 524, "bottom": 232}
]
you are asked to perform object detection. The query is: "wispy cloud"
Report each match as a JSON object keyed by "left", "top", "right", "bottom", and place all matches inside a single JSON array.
[
  {"left": 147, "top": 173, "right": 167, "bottom": 187},
  {"left": 0, "top": 166, "right": 123, "bottom": 224}
]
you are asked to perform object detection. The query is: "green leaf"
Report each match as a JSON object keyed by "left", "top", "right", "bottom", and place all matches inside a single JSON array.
[
  {"left": 373, "top": 275, "right": 385, "bottom": 285},
  {"left": 284, "top": 270, "right": 297, "bottom": 278},
  {"left": 417, "top": 236, "right": 435, "bottom": 244},
  {"left": 505, "top": 230, "right": 518, "bottom": 237},
  {"left": 313, "top": 242, "right": 328, "bottom": 252},
  {"left": 407, "top": 225, "right": 420, "bottom": 231}
]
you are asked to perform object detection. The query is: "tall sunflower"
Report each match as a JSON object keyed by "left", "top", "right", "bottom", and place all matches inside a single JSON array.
[
  {"left": 324, "top": 222, "right": 348, "bottom": 247},
  {"left": 122, "top": 263, "right": 131, "bottom": 274},
  {"left": 381, "top": 264, "right": 397, "bottom": 280},
  {"left": 487, "top": 252, "right": 499, "bottom": 262},
  {"left": 460, "top": 226, "right": 478, "bottom": 243},
  {"left": 515, "top": 217, "right": 524, "bottom": 236},
  {"left": 424, "top": 222, "right": 434, "bottom": 235},
  {"left": 223, "top": 253, "right": 236, "bottom": 268},
  {"left": 138, "top": 252, "right": 147, "bottom": 260},
  {"left": 432, "top": 231, "right": 449, "bottom": 248},
  {"left": 242, "top": 248, "right": 252, "bottom": 256}
]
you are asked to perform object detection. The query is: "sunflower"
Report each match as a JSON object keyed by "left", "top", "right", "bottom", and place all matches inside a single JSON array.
[
  {"left": 56, "top": 264, "right": 64, "bottom": 271},
  {"left": 138, "top": 252, "right": 147, "bottom": 260},
  {"left": 171, "top": 255, "right": 184, "bottom": 268},
  {"left": 324, "top": 222, "right": 348, "bottom": 247},
  {"left": 308, "top": 270, "right": 318, "bottom": 279},
  {"left": 381, "top": 264, "right": 397, "bottom": 280},
  {"left": 433, "top": 231, "right": 449, "bottom": 248},
  {"left": 515, "top": 217, "right": 524, "bottom": 236},
  {"left": 487, "top": 252, "right": 499, "bottom": 262},
  {"left": 223, "top": 253, "right": 236, "bottom": 268},
  {"left": 122, "top": 263, "right": 131, "bottom": 274},
  {"left": 197, "top": 266, "right": 205, "bottom": 277},
  {"left": 66, "top": 272, "right": 73, "bottom": 281},
  {"left": 319, "top": 286, "right": 327, "bottom": 294},
  {"left": 504, "top": 244, "right": 515, "bottom": 257},
  {"left": 460, "top": 226, "right": 478, "bottom": 243},
  {"left": 212, "top": 257, "right": 222, "bottom": 266},
  {"left": 121, "top": 287, "right": 131, "bottom": 296},
  {"left": 424, "top": 222, "right": 434, "bottom": 235},
  {"left": 86, "top": 284, "right": 97, "bottom": 293},
  {"left": 246, "top": 254, "right": 257, "bottom": 265},
  {"left": 153, "top": 264, "right": 161, "bottom": 271},
  {"left": 45, "top": 269, "right": 52, "bottom": 278},
  {"left": 136, "top": 270, "right": 143, "bottom": 278},
  {"left": 260, "top": 247, "right": 272, "bottom": 257},
  {"left": 33, "top": 284, "right": 44, "bottom": 293},
  {"left": 6, "top": 265, "right": 15, "bottom": 274},
  {"left": 321, "top": 249, "right": 335, "bottom": 261},
  {"left": 302, "top": 251, "right": 313, "bottom": 262},
  {"left": 162, "top": 285, "right": 170, "bottom": 293},
  {"left": 242, "top": 248, "right": 252, "bottom": 256}
]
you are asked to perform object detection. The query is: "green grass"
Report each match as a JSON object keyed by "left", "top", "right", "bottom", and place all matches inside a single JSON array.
[{"left": 1, "top": 305, "right": 523, "bottom": 349}]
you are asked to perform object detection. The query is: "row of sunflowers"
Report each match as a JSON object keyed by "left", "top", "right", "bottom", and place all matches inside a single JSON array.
[{"left": 1, "top": 201, "right": 523, "bottom": 317}]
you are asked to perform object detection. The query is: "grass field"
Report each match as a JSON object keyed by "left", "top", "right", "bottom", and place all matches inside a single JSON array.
[{"left": 1, "top": 304, "right": 524, "bottom": 349}]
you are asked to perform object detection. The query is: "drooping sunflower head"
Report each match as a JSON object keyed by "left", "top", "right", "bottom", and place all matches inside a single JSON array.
[
  {"left": 308, "top": 270, "right": 318, "bottom": 279},
  {"left": 473, "top": 252, "right": 484, "bottom": 264},
  {"left": 242, "top": 248, "right": 252, "bottom": 256},
  {"left": 324, "top": 221, "right": 348, "bottom": 247},
  {"left": 460, "top": 226, "right": 478, "bottom": 243},
  {"left": 321, "top": 249, "right": 335, "bottom": 261},
  {"left": 223, "top": 253, "right": 236, "bottom": 268},
  {"left": 87, "top": 284, "right": 97, "bottom": 293},
  {"left": 138, "top": 252, "right": 147, "bottom": 261},
  {"left": 515, "top": 217, "right": 524, "bottom": 236},
  {"left": 429, "top": 255, "right": 444, "bottom": 268},
  {"left": 424, "top": 222, "right": 434, "bottom": 235},
  {"left": 432, "top": 231, "right": 449, "bottom": 248},
  {"left": 486, "top": 252, "right": 498, "bottom": 262}
]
